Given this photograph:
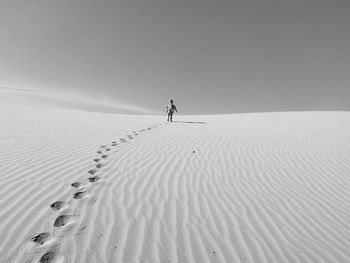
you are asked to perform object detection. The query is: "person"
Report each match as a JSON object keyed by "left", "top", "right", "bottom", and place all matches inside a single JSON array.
[{"left": 166, "top": 99, "right": 178, "bottom": 122}]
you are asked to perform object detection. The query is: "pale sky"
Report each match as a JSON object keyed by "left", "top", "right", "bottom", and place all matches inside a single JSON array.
[{"left": 1, "top": 0, "right": 349, "bottom": 114}]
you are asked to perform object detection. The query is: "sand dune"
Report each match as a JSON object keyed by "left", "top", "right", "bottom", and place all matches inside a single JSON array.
[{"left": 0, "top": 94, "right": 349, "bottom": 262}]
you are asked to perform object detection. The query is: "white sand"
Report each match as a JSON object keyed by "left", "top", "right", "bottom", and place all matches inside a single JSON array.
[{"left": 1, "top": 90, "right": 350, "bottom": 263}]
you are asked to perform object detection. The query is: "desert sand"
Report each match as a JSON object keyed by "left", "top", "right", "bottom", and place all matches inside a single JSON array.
[{"left": 0, "top": 89, "right": 350, "bottom": 263}]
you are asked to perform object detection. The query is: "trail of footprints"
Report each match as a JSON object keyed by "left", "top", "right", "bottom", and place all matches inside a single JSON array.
[{"left": 27, "top": 124, "right": 161, "bottom": 263}]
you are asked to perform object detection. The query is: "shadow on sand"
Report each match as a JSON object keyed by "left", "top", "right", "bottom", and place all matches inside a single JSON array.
[{"left": 172, "top": 121, "right": 206, "bottom": 124}]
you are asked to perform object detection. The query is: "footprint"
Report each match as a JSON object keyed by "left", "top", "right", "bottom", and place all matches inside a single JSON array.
[
  {"left": 112, "top": 141, "right": 116, "bottom": 143},
  {"left": 71, "top": 182, "right": 81, "bottom": 188},
  {"left": 100, "top": 145, "right": 107, "bottom": 148},
  {"left": 50, "top": 201, "right": 65, "bottom": 211},
  {"left": 53, "top": 215, "right": 70, "bottom": 227},
  {"left": 101, "top": 155, "right": 108, "bottom": 159},
  {"left": 73, "top": 191, "right": 86, "bottom": 199},
  {"left": 88, "top": 169, "right": 96, "bottom": 175},
  {"left": 88, "top": 176, "right": 100, "bottom": 183},
  {"left": 105, "top": 148, "right": 111, "bottom": 151},
  {"left": 94, "top": 158, "right": 101, "bottom": 162},
  {"left": 39, "top": 251, "right": 56, "bottom": 263},
  {"left": 111, "top": 144, "right": 117, "bottom": 146},
  {"left": 97, "top": 151, "right": 102, "bottom": 154},
  {"left": 96, "top": 163, "right": 103, "bottom": 169},
  {"left": 31, "top": 233, "right": 50, "bottom": 245}
]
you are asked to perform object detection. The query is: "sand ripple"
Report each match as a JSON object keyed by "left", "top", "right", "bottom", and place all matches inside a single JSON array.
[{"left": 1, "top": 111, "right": 350, "bottom": 263}]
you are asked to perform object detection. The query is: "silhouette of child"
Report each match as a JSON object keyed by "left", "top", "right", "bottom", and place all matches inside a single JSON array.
[{"left": 166, "top": 99, "right": 178, "bottom": 122}]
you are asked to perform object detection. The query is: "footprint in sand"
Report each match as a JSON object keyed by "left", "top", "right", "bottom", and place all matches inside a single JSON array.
[
  {"left": 50, "top": 201, "right": 65, "bottom": 211},
  {"left": 101, "top": 155, "right": 108, "bottom": 159},
  {"left": 94, "top": 158, "right": 101, "bottom": 162},
  {"left": 53, "top": 215, "right": 71, "bottom": 227},
  {"left": 97, "top": 151, "right": 102, "bottom": 154},
  {"left": 39, "top": 251, "right": 56, "bottom": 263},
  {"left": 96, "top": 163, "right": 103, "bottom": 169},
  {"left": 88, "top": 169, "right": 96, "bottom": 175},
  {"left": 112, "top": 143, "right": 117, "bottom": 146},
  {"left": 88, "top": 176, "right": 100, "bottom": 183},
  {"left": 73, "top": 191, "right": 86, "bottom": 199},
  {"left": 71, "top": 182, "right": 82, "bottom": 188},
  {"left": 31, "top": 233, "right": 50, "bottom": 245},
  {"left": 105, "top": 148, "right": 111, "bottom": 151},
  {"left": 100, "top": 145, "right": 107, "bottom": 148}
]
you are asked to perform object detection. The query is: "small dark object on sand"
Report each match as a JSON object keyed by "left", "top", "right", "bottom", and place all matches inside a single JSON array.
[
  {"left": 50, "top": 201, "right": 64, "bottom": 211},
  {"left": 73, "top": 191, "right": 85, "bottom": 199},
  {"left": 88, "top": 170, "right": 96, "bottom": 175},
  {"left": 39, "top": 251, "right": 55, "bottom": 263},
  {"left": 88, "top": 176, "right": 100, "bottom": 182},
  {"left": 71, "top": 182, "right": 81, "bottom": 188},
  {"left": 53, "top": 215, "right": 69, "bottom": 227},
  {"left": 31, "top": 233, "right": 49, "bottom": 245}
]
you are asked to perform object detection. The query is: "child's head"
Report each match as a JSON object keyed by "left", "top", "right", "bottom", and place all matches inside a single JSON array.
[{"left": 169, "top": 99, "right": 173, "bottom": 103}]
